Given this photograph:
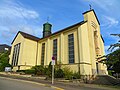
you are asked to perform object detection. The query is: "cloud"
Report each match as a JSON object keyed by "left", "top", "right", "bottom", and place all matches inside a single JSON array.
[
  {"left": 0, "top": 0, "right": 40, "bottom": 45},
  {"left": 86, "top": 0, "right": 118, "bottom": 11},
  {"left": 0, "top": 1, "right": 39, "bottom": 19},
  {"left": 101, "top": 16, "right": 119, "bottom": 28}
]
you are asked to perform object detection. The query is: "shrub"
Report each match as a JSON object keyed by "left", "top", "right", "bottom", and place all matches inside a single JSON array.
[
  {"left": 17, "top": 69, "right": 35, "bottom": 75},
  {"left": 55, "top": 69, "right": 64, "bottom": 78},
  {"left": 24, "top": 69, "right": 35, "bottom": 74},
  {"left": 72, "top": 72, "right": 81, "bottom": 79},
  {"left": 17, "top": 70, "right": 26, "bottom": 72},
  {"left": 31, "top": 65, "right": 45, "bottom": 75},
  {"left": 62, "top": 66, "right": 73, "bottom": 80},
  {"left": 46, "top": 61, "right": 52, "bottom": 77},
  {"left": 0, "top": 51, "right": 12, "bottom": 71}
]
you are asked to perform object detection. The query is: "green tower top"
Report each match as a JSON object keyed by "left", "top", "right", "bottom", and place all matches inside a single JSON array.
[
  {"left": 43, "top": 22, "right": 52, "bottom": 37},
  {"left": 43, "top": 22, "right": 52, "bottom": 32}
]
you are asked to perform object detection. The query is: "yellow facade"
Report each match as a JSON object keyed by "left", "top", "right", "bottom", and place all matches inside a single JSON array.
[{"left": 9, "top": 9, "right": 108, "bottom": 75}]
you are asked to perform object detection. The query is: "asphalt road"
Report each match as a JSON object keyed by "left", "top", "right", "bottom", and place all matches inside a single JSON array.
[
  {"left": 0, "top": 76, "right": 117, "bottom": 90},
  {"left": 0, "top": 77, "right": 56, "bottom": 90}
]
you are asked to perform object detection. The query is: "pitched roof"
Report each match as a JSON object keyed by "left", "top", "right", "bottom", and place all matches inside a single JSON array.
[
  {"left": 82, "top": 9, "right": 100, "bottom": 25},
  {"left": 11, "top": 31, "right": 40, "bottom": 44},
  {"left": 39, "top": 20, "right": 87, "bottom": 40},
  {"left": 11, "top": 21, "right": 86, "bottom": 44}
]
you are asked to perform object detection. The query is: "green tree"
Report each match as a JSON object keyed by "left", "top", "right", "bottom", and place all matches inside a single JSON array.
[
  {"left": 104, "top": 34, "right": 120, "bottom": 74},
  {"left": 108, "top": 34, "right": 120, "bottom": 51},
  {"left": 105, "top": 49, "right": 120, "bottom": 73},
  {"left": 99, "top": 34, "right": 120, "bottom": 75},
  {"left": 0, "top": 51, "right": 11, "bottom": 71}
]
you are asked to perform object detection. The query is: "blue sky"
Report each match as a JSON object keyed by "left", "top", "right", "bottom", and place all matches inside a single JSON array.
[{"left": 0, "top": 0, "right": 120, "bottom": 54}]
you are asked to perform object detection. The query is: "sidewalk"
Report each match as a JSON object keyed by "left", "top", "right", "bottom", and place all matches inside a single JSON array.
[{"left": 0, "top": 72, "right": 120, "bottom": 90}]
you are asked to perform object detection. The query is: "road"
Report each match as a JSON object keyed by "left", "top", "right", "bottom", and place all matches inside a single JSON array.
[
  {"left": 0, "top": 76, "right": 117, "bottom": 90},
  {"left": 0, "top": 77, "right": 56, "bottom": 90}
]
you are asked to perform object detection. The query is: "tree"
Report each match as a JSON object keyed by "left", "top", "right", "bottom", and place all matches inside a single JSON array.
[
  {"left": 108, "top": 34, "right": 120, "bottom": 51},
  {"left": 100, "top": 34, "right": 120, "bottom": 74},
  {"left": 107, "top": 34, "right": 120, "bottom": 73},
  {"left": 105, "top": 49, "right": 120, "bottom": 73},
  {"left": 0, "top": 51, "right": 12, "bottom": 71}
]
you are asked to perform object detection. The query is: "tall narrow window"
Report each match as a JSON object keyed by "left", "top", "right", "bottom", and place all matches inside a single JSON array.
[
  {"left": 68, "top": 34, "right": 74, "bottom": 63},
  {"left": 12, "top": 43, "right": 21, "bottom": 66},
  {"left": 53, "top": 39, "right": 57, "bottom": 64},
  {"left": 11, "top": 46, "right": 16, "bottom": 66},
  {"left": 41, "top": 43, "right": 45, "bottom": 65},
  {"left": 15, "top": 43, "right": 21, "bottom": 66}
]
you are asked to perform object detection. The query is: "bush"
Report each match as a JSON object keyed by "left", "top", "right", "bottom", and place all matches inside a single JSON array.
[
  {"left": 46, "top": 61, "right": 52, "bottom": 77},
  {"left": 17, "top": 70, "right": 26, "bottom": 72},
  {"left": 0, "top": 62, "right": 12, "bottom": 71},
  {"left": 62, "top": 66, "right": 73, "bottom": 80},
  {"left": 31, "top": 65, "right": 45, "bottom": 75},
  {"left": 24, "top": 69, "right": 35, "bottom": 74},
  {"left": 17, "top": 69, "right": 35, "bottom": 75},
  {"left": 55, "top": 69, "right": 64, "bottom": 78},
  {"left": 0, "top": 51, "right": 12, "bottom": 71},
  {"left": 72, "top": 72, "right": 81, "bottom": 79}
]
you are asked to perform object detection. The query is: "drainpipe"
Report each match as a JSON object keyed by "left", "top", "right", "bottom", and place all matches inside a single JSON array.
[
  {"left": 35, "top": 41, "right": 38, "bottom": 65},
  {"left": 77, "top": 28, "right": 80, "bottom": 75}
]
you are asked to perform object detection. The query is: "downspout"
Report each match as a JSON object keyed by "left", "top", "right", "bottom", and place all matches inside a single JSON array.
[
  {"left": 35, "top": 41, "right": 38, "bottom": 65},
  {"left": 77, "top": 27, "right": 81, "bottom": 75}
]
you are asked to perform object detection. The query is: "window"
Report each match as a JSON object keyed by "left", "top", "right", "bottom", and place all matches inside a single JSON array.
[
  {"left": 68, "top": 34, "right": 74, "bottom": 63},
  {"left": 12, "top": 43, "right": 21, "bottom": 66},
  {"left": 41, "top": 43, "right": 45, "bottom": 65},
  {"left": 53, "top": 39, "right": 57, "bottom": 63}
]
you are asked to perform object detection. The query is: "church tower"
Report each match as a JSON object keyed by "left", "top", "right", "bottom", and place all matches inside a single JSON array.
[{"left": 43, "top": 22, "right": 52, "bottom": 38}]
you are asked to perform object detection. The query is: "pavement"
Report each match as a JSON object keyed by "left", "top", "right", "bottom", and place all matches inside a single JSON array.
[
  {"left": 0, "top": 77, "right": 58, "bottom": 90},
  {"left": 0, "top": 72, "right": 120, "bottom": 90}
]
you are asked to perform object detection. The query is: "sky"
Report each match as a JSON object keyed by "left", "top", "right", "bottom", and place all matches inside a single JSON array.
[{"left": 0, "top": 0, "right": 120, "bottom": 54}]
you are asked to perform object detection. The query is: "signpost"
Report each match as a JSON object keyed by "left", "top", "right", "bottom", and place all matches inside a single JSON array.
[{"left": 52, "top": 56, "right": 55, "bottom": 84}]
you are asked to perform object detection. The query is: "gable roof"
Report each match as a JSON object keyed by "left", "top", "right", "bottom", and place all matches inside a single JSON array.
[
  {"left": 82, "top": 9, "right": 100, "bottom": 25},
  {"left": 11, "top": 31, "right": 40, "bottom": 44},
  {"left": 11, "top": 21, "right": 86, "bottom": 44},
  {"left": 39, "top": 20, "right": 87, "bottom": 40}
]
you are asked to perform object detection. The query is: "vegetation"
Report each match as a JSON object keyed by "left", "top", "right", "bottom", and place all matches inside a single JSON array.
[
  {"left": 17, "top": 61, "right": 81, "bottom": 80},
  {"left": 108, "top": 34, "right": 120, "bottom": 51},
  {"left": 31, "top": 65, "right": 45, "bottom": 75},
  {"left": 105, "top": 49, "right": 120, "bottom": 73},
  {"left": 101, "top": 34, "right": 120, "bottom": 75},
  {"left": 0, "top": 51, "right": 12, "bottom": 71}
]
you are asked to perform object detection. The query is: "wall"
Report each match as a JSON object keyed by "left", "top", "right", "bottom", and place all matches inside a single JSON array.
[
  {"left": 21, "top": 38, "right": 37, "bottom": 66},
  {"left": 9, "top": 33, "right": 38, "bottom": 71},
  {"left": 37, "top": 26, "right": 80, "bottom": 73},
  {"left": 78, "top": 23, "right": 92, "bottom": 75},
  {"left": 9, "top": 33, "right": 24, "bottom": 68},
  {"left": 83, "top": 10, "right": 108, "bottom": 75}
]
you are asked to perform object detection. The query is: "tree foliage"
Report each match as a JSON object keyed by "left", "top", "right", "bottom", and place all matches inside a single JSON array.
[
  {"left": 105, "top": 48, "right": 120, "bottom": 73},
  {"left": 0, "top": 51, "right": 11, "bottom": 71},
  {"left": 100, "top": 34, "right": 120, "bottom": 74},
  {"left": 108, "top": 34, "right": 120, "bottom": 51}
]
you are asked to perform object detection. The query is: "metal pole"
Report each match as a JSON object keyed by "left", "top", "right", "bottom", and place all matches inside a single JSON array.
[{"left": 52, "top": 64, "right": 54, "bottom": 84}]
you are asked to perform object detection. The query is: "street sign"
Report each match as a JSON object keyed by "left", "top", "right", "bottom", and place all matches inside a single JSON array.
[
  {"left": 52, "top": 60, "right": 55, "bottom": 65},
  {"left": 52, "top": 56, "right": 55, "bottom": 60},
  {"left": 52, "top": 56, "right": 55, "bottom": 65}
]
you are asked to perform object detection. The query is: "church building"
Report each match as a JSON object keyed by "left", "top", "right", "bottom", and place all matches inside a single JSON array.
[{"left": 9, "top": 9, "right": 108, "bottom": 76}]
